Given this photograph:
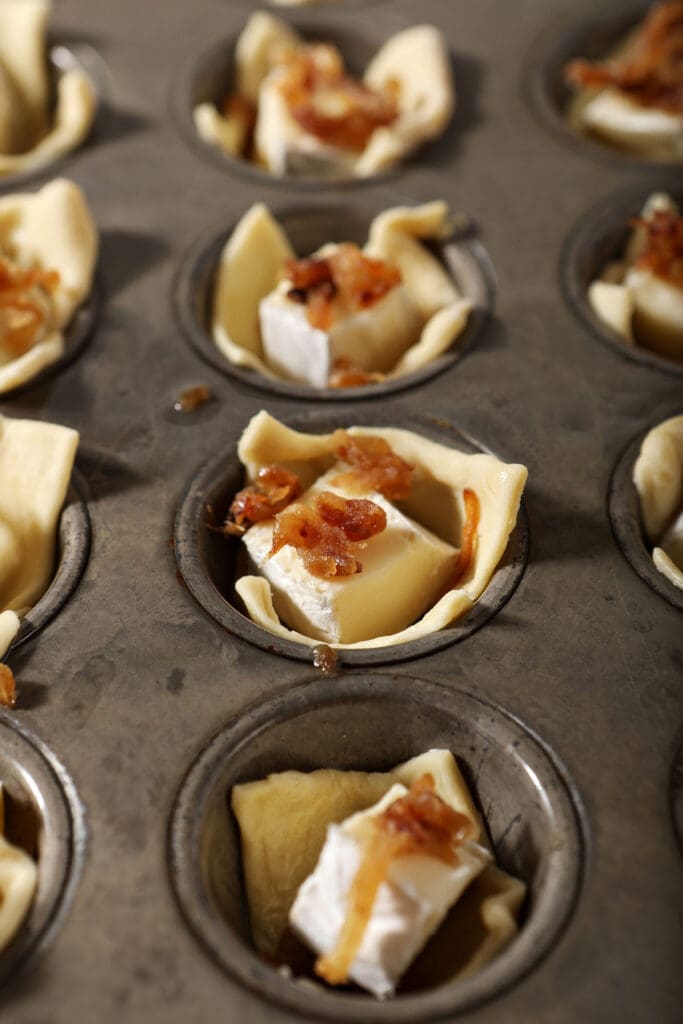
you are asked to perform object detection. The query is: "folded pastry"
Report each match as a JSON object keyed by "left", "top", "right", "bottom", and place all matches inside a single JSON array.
[
  {"left": 224, "top": 411, "right": 527, "bottom": 649},
  {"left": 194, "top": 11, "right": 454, "bottom": 177},
  {"left": 232, "top": 749, "right": 526, "bottom": 997},
  {"left": 587, "top": 193, "right": 683, "bottom": 362},
  {"left": 0, "top": 177, "right": 98, "bottom": 393},
  {"left": 0, "top": 785, "right": 38, "bottom": 952},
  {"left": 0, "top": 415, "right": 79, "bottom": 651},
  {"left": 212, "top": 201, "right": 472, "bottom": 388},
  {"left": 0, "top": 0, "right": 96, "bottom": 176},
  {"left": 633, "top": 414, "right": 683, "bottom": 590},
  {"left": 564, "top": 2, "right": 683, "bottom": 159}
]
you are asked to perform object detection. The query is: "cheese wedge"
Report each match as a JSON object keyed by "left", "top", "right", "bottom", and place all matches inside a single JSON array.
[
  {"left": 289, "top": 783, "right": 491, "bottom": 998},
  {"left": 242, "top": 467, "right": 458, "bottom": 644},
  {"left": 578, "top": 89, "right": 683, "bottom": 158},
  {"left": 259, "top": 273, "right": 421, "bottom": 386}
]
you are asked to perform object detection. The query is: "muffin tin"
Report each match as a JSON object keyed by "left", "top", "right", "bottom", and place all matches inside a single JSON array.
[{"left": 0, "top": 0, "right": 681, "bottom": 1022}]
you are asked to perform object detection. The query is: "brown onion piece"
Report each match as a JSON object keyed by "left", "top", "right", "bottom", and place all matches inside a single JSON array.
[
  {"left": 267, "top": 491, "right": 387, "bottom": 578},
  {"left": 0, "top": 664, "right": 17, "bottom": 708},
  {"left": 227, "top": 466, "right": 301, "bottom": 530},
  {"left": 282, "top": 243, "right": 402, "bottom": 332},
  {"left": 268, "top": 501, "right": 362, "bottom": 578},
  {"left": 278, "top": 44, "right": 398, "bottom": 152},
  {"left": 564, "top": 2, "right": 683, "bottom": 114},
  {"left": 314, "top": 490, "right": 387, "bottom": 542},
  {"left": 0, "top": 257, "right": 59, "bottom": 358},
  {"left": 332, "top": 430, "right": 413, "bottom": 501},
  {"left": 328, "top": 358, "right": 385, "bottom": 389}
]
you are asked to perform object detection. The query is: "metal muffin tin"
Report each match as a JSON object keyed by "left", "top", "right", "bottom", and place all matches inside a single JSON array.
[{"left": 0, "top": 0, "right": 681, "bottom": 1022}]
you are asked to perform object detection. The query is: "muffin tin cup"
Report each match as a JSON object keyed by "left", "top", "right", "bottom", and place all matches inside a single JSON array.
[
  {"left": 0, "top": 40, "right": 109, "bottom": 194},
  {"left": 607, "top": 416, "right": 683, "bottom": 612},
  {"left": 561, "top": 183, "right": 683, "bottom": 377},
  {"left": 0, "top": 275, "right": 103, "bottom": 403},
  {"left": 0, "top": 715, "right": 86, "bottom": 983},
  {"left": 169, "top": 673, "right": 584, "bottom": 1021},
  {"left": 524, "top": 1, "right": 682, "bottom": 170},
  {"left": 170, "top": 13, "right": 456, "bottom": 190},
  {"left": 173, "top": 409, "right": 529, "bottom": 666},
  {"left": 173, "top": 201, "right": 495, "bottom": 401},
  {"left": 10, "top": 468, "right": 91, "bottom": 652}
]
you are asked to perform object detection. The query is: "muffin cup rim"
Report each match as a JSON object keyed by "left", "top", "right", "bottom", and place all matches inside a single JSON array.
[{"left": 168, "top": 672, "right": 585, "bottom": 1022}]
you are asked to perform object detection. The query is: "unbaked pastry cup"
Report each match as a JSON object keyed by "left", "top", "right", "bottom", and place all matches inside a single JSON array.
[
  {"left": 525, "top": 1, "right": 682, "bottom": 169},
  {"left": 9, "top": 468, "right": 91, "bottom": 652},
  {"left": 171, "top": 13, "right": 456, "bottom": 189},
  {"left": 0, "top": 715, "right": 86, "bottom": 983},
  {"left": 173, "top": 201, "right": 495, "bottom": 401},
  {"left": 561, "top": 182, "right": 683, "bottom": 377},
  {"left": 173, "top": 410, "right": 529, "bottom": 666},
  {"left": 169, "top": 674, "right": 584, "bottom": 1020},
  {"left": 607, "top": 415, "right": 683, "bottom": 612},
  {"left": 0, "top": 39, "right": 108, "bottom": 193}
]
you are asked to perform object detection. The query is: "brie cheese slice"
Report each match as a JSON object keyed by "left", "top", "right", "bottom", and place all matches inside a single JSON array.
[
  {"left": 578, "top": 89, "right": 683, "bottom": 158},
  {"left": 242, "top": 466, "right": 458, "bottom": 644},
  {"left": 259, "top": 272, "right": 422, "bottom": 386},
  {"left": 289, "top": 783, "right": 491, "bottom": 998}
]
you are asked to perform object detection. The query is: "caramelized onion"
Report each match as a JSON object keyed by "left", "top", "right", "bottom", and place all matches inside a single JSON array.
[
  {"left": 0, "top": 257, "right": 59, "bottom": 358},
  {"left": 332, "top": 430, "right": 413, "bottom": 501},
  {"left": 227, "top": 466, "right": 301, "bottom": 532},
  {"left": 282, "top": 243, "right": 402, "bottom": 331},
  {"left": 328, "top": 358, "right": 385, "bottom": 389},
  {"left": 277, "top": 44, "right": 399, "bottom": 152},
  {"left": 452, "top": 488, "right": 480, "bottom": 586},
  {"left": 565, "top": 2, "right": 683, "bottom": 114},
  {"left": 632, "top": 207, "right": 683, "bottom": 287},
  {"left": 268, "top": 490, "right": 386, "bottom": 578},
  {"left": 0, "top": 664, "right": 16, "bottom": 708}
]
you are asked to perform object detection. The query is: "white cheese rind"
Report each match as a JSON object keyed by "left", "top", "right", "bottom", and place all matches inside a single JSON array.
[
  {"left": 259, "top": 276, "right": 422, "bottom": 386},
  {"left": 579, "top": 89, "right": 683, "bottom": 157},
  {"left": 289, "top": 783, "right": 491, "bottom": 998},
  {"left": 241, "top": 467, "right": 458, "bottom": 644}
]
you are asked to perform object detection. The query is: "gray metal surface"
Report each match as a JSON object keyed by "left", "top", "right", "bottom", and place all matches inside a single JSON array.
[{"left": 0, "top": 0, "right": 681, "bottom": 1022}]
